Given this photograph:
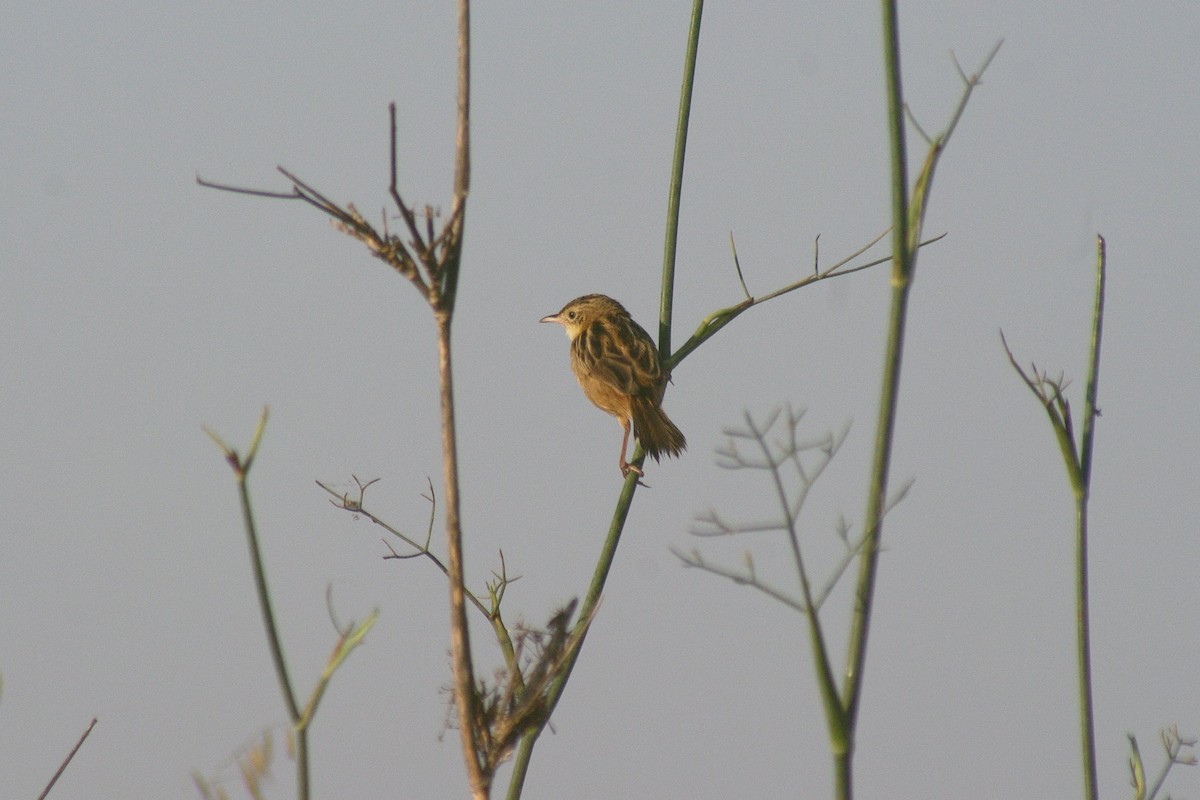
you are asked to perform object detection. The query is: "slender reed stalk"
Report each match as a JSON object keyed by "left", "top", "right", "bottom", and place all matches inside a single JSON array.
[
  {"left": 838, "top": 7, "right": 999, "bottom": 796},
  {"left": 438, "top": 0, "right": 483, "bottom": 792},
  {"left": 1073, "top": 236, "right": 1104, "bottom": 800},
  {"left": 835, "top": 4, "right": 912, "bottom": 795},
  {"left": 206, "top": 410, "right": 378, "bottom": 800},
  {"left": 207, "top": 410, "right": 310, "bottom": 800},
  {"left": 505, "top": 9, "right": 704, "bottom": 793},
  {"left": 1001, "top": 236, "right": 1105, "bottom": 800},
  {"left": 658, "top": 0, "right": 704, "bottom": 352},
  {"left": 441, "top": 309, "right": 490, "bottom": 798}
]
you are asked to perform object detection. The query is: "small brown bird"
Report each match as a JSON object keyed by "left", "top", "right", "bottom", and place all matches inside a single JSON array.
[{"left": 541, "top": 294, "right": 686, "bottom": 476}]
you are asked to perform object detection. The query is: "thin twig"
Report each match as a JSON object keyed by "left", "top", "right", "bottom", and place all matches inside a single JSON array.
[
  {"left": 674, "top": 547, "right": 808, "bottom": 612},
  {"left": 37, "top": 718, "right": 98, "bottom": 800},
  {"left": 195, "top": 174, "right": 300, "bottom": 199},
  {"left": 729, "top": 232, "right": 751, "bottom": 300},
  {"left": 667, "top": 230, "right": 945, "bottom": 370},
  {"left": 316, "top": 477, "right": 503, "bottom": 622}
]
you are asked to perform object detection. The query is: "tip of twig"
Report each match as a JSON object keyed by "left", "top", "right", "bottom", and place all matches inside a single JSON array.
[{"left": 729, "top": 231, "right": 751, "bottom": 300}]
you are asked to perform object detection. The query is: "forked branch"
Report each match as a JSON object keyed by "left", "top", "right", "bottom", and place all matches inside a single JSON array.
[
  {"left": 667, "top": 230, "right": 946, "bottom": 370},
  {"left": 1129, "top": 725, "right": 1197, "bottom": 800}
]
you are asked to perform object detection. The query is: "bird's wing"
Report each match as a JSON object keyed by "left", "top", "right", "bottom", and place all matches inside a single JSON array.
[{"left": 576, "top": 315, "right": 663, "bottom": 396}]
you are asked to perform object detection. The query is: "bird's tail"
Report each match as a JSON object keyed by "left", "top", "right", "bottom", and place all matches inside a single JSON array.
[{"left": 631, "top": 397, "right": 687, "bottom": 461}]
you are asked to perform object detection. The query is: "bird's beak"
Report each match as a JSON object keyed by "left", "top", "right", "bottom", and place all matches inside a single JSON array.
[{"left": 539, "top": 313, "right": 560, "bottom": 324}]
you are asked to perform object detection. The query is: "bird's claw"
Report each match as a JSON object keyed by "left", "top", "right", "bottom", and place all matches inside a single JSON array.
[{"left": 620, "top": 461, "right": 651, "bottom": 487}]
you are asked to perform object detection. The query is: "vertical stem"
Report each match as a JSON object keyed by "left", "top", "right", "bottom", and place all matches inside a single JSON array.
[
  {"left": 442, "top": 2, "right": 481, "bottom": 793},
  {"left": 442, "top": 0, "right": 471, "bottom": 314},
  {"left": 237, "top": 476, "right": 301, "bottom": 723},
  {"left": 659, "top": 0, "right": 704, "bottom": 354},
  {"left": 879, "top": 0, "right": 911, "bottom": 288},
  {"left": 1079, "top": 236, "right": 1105, "bottom": 487},
  {"left": 454, "top": 0, "right": 471, "bottom": 201},
  {"left": 505, "top": 475, "right": 642, "bottom": 799},
  {"left": 1075, "top": 495, "right": 1098, "bottom": 800},
  {"left": 842, "top": 0, "right": 912, "bottom": 739},
  {"left": 507, "top": 6, "right": 703, "bottom": 797},
  {"left": 835, "top": 6, "right": 917, "bottom": 797},
  {"left": 438, "top": 312, "right": 488, "bottom": 799},
  {"left": 1075, "top": 235, "right": 1105, "bottom": 800},
  {"left": 834, "top": 751, "right": 851, "bottom": 800},
  {"left": 235, "top": 466, "right": 309, "bottom": 800},
  {"left": 295, "top": 731, "right": 309, "bottom": 800}
]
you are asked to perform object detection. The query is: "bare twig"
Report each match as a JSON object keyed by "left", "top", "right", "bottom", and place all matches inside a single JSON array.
[
  {"left": 729, "top": 232, "right": 751, "bottom": 300},
  {"left": 682, "top": 411, "right": 909, "bottom": 617},
  {"left": 37, "top": 718, "right": 97, "bottom": 800},
  {"left": 317, "top": 476, "right": 517, "bottom": 624},
  {"left": 667, "top": 229, "right": 945, "bottom": 370},
  {"left": 674, "top": 547, "right": 808, "bottom": 612}
]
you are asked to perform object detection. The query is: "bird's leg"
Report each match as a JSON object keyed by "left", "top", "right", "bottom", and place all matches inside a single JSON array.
[{"left": 618, "top": 417, "right": 643, "bottom": 477}]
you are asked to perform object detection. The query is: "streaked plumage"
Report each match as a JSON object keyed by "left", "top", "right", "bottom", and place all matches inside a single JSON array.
[{"left": 541, "top": 294, "right": 686, "bottom": 476}]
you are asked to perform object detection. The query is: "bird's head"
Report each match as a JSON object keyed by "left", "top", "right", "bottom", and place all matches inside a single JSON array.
[{"left": 540, "top": 294, "right": 629, "bottom": 340}]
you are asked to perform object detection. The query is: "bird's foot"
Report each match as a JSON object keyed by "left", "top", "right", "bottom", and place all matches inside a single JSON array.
[{"left": 620, "top": 461, "right": 651, "bottom": 487}]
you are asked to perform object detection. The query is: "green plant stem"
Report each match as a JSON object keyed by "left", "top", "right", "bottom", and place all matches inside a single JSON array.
[
  {"left": 228, "top": 413, "right": 309, "bottom": 800},
  {"left": 237, "top": 477, "right": 301, "bottom": 724},
  {"left": 840, "top": 278, "right": 909, "bottom": 797},
  {"left": 837, "top": 7, "right": 911, "bottom": 796},
  {"left": 1075, "top": 493, "right": 1097, "bottom": 800},
  {"left": 658, "top": 0, "right": 703, "bottom": 355},
  {"left": 837, "top": 18, "right": 998, "bottom": 800},
  {"left": 1080, "top": 236, "right": 1105, "bottom": 487},
  {"left": 505, "top": 473, "right": 641, "bottom": 799},
  {"left": 1002, "top": 237, "right": 1105, "bottom": 800},
  {"left": 1075, "top": 235, "right": 1105, "bottom": 800},
  {"left": 879, "top": 1, "right": 911, "bottom": 285},
  {"left": 542, "top": 469, "right": 641, "bottom": 703},
  {"left": 505, "top": 5, "right": 702, "bottom": 797}
]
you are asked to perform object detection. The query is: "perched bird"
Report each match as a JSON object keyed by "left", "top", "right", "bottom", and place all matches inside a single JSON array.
[{"left": 541, "top": 294, "right": 686, "bottom": 476}]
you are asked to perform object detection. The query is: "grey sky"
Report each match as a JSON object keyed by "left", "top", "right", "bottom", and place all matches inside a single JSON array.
[{"left": 3, "top": 2, "right": 1198, "bottom": 798}]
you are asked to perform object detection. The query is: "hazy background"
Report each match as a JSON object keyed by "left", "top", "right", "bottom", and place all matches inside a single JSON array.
[{"left": 4, "top": 2, "right": 1198, "bottom": 798}]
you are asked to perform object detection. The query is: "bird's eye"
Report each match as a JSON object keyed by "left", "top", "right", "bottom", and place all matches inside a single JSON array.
[{"left": 567, "top": 310, "right": 577, "bottom": 320}]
